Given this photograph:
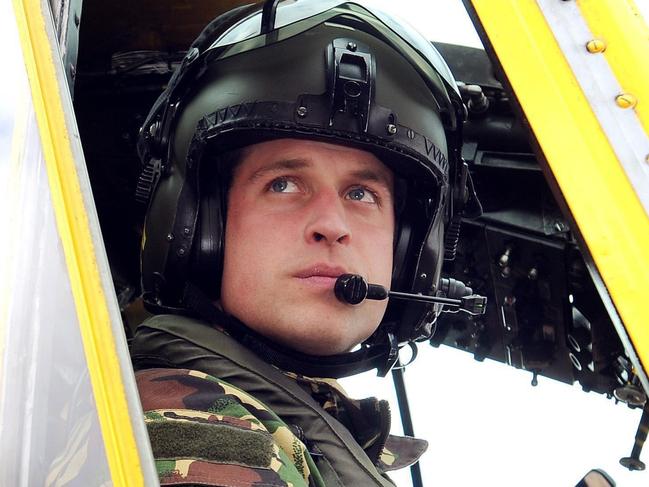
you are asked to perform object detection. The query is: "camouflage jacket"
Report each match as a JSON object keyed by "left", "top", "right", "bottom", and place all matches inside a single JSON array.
[{"left": 133, "top": 315, "right": 428, "bottom": 486}]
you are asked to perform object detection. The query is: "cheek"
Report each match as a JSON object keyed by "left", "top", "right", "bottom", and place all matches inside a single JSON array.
[
  {"left": 356, "top": 220, "right": 394, "bottom": 285},
  {"left": 223, "top": 204, "right": 293, "bottom": 275},
  {"left": 222, "top": 204, "right": 261, "bottom": 288}
]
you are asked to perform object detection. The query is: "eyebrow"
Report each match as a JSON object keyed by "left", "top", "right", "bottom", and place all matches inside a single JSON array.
[
  {"left": 349, "top": 168, "right": 393, "bottom": 191},
  {"left": 247, "top": 158, "right": 310, "bottom": 182}
]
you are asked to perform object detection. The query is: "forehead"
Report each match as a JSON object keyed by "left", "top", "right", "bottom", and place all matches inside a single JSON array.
[{"left": 232, "top": 138, "right": 394, "bottom": 185}]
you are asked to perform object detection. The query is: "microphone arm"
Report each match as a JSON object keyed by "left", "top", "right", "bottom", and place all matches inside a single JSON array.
[{"left": 334, "top": 274, "right": 487, "bottom": 315}]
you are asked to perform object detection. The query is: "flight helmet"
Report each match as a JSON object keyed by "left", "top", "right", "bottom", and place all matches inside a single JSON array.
[{"left": 137, "top": 0, "right": 480, "bottom": 377}]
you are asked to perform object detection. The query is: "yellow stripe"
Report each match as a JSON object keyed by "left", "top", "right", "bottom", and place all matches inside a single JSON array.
[
  {"left": 11, "top": 0, "right": 144, "bottom": 484},
  {"left": 467, "top": 1, "right": 649, "bottom": 372},
  {"left": 578, "top": 0, "right": 649, "bottom": 134}
]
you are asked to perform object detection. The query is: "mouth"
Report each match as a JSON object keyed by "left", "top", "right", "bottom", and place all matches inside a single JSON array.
[{"left": 294, "top": 264, "right": 348, "bottom": 288}]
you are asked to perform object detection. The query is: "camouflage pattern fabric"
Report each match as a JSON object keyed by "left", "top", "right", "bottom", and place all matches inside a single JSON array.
[
  {"left": 285, "top": 372, "right": 427, "bottom": 471},
  {"left": 137, "top": 368, "right": 325, "bottom": 487}
]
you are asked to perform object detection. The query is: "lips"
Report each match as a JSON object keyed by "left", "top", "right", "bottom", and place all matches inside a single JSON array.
[{"left": 294, "top": 264, "right": 347, "bottom": 279}]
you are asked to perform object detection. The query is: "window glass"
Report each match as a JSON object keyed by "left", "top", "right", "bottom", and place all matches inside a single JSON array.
[{"left": 0, "top": 4, "right": 112, "bottom": 485}]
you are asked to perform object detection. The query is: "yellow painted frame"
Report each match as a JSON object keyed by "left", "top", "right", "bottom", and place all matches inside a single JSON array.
[
  {"left": 578, "top": 0, "right": 649, "bottom": 133},
  {"left": 11, "top": 0, "right": 145, "bottom": 484},
  {"left": 465, "top": 0, "right": 649, "bottom": 375}
]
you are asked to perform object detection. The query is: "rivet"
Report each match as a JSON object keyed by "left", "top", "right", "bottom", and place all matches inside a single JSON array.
[
  {"left": 183, "top": 227, "right": 191, "bottom": 236},
  {"left": 149, "top": 121, "right": 160, "bottom": 138},
  {"left": 178, "top": 247, "right": 186, "bottom": 256},
  {"left": 386, "top": 123, "right": 398, "bottom": 135},
  {"left": 347, "top": 42, "right": 357, "bottom": 52},
  {"left": 615, "top": 93, "right": 637, "bottom": 109},
  {"left": 186, "top": 47, "right": 199, "bottom": 63},
  {"left": 586, "top": 39, "right": 606, "bottom": 53},
  {"left": 419, "top": 273, "right": 427, "bottom": 280},
  {"left": 498, "top": 248, "right": 511, "bottom": 268},
  {"left": 296, "top": 106, "right": 308, "bottom": 118},
  {"left": 166, "top": 233, "right": 174, "bottom": 242}
]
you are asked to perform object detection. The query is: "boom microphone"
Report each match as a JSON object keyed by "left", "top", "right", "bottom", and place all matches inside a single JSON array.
[{"left": 334, "top": 274, "right": 487, "bottom": 315}]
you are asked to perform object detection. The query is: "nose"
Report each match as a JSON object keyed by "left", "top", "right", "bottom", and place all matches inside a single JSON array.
[{"left": 304, "top": 189, "right": 352, "bottom": 245}]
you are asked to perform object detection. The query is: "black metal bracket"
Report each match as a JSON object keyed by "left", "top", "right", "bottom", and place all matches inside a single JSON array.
[{"left": 261, "top": 0, "right": 281, "bottom": 34}]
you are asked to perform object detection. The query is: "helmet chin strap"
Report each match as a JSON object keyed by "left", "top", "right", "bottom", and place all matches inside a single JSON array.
[{"left": 181, "top": 282, "right": 399, "bottom": 378}]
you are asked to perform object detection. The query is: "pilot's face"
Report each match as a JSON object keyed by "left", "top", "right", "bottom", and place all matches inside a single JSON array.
[{"left": 220, "top": 138, "right": 395, "bottom": 355}]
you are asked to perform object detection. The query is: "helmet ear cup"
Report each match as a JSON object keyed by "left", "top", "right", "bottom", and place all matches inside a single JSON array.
[
  {"left": 392, "top": 217, "right": 413, "bottom": 292},
  {"left": 190, "top": 183, "right": 226, "bottom": 300}
]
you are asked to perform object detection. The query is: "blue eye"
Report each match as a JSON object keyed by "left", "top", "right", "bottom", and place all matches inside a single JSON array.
[
  {"left": 346, "top": 187, "right": 377, "bottom": 203},
  {"left": 271, "top": 179, "right": 287, "bottom": 192},
  {"left": 269, "top": 178, "right": 299, "bottom": 193}
]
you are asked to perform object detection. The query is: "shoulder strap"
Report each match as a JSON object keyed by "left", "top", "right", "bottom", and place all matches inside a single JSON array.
[{"left": 131, "top": 315, "right": 396, "bottom": 487}]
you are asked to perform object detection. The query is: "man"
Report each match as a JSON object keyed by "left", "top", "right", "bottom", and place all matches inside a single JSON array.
[{"left": 131, "top": 2, "right": 479, "bottom": 485}]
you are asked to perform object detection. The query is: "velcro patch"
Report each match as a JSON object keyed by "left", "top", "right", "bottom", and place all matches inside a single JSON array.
[{"left": 147, "top": 420, "right": 274, "bottom": 467}]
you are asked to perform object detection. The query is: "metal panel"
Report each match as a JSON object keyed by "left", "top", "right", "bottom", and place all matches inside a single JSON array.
[
  {"left": 48, "top": 0, "right": 84, "bottom": 94},
  {"left": 464, "top": 0, "right": 649, "bottom": 393},
  {"left": 11, "top": 0, "right": 158, "bottom": 484}
]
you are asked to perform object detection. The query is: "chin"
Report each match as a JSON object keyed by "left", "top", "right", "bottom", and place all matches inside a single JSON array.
[
  {"left": 291, "top": 338, "right": 352, "bottom": 357},
  {"left": 225, "top": 295, "right": 385, "bottom": 357},
  {"left": 278, "top": 316, "right": 374, "bottom": 357}
]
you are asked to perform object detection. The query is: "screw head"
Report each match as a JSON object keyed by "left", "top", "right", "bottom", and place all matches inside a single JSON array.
[
  {"left": 613, "top": 384, "right": 647, "bottom": 406},
  {"left": 586, "top": 39, "right": 606, "bottom": 53},
  {"left": 347, "top": 42, "right": 357, "bottom": 51},
  {"left": 616, "top": 93, "right": 638, "bottom": 109},
  {"left": 620, "top": 456, "right": 646, "bottom": 471},
  {"left": 177, "top": 247, "right": 186, "bottom": 256},
  {"left": 183, "top": 227, "right": 191, "bottom": 236},
  {"left": 386, "top": 123, "right": 398, "bottom": 135},
  {"left": 554, "top": 221, "right": 567, "bottom": 232},
  {"left": 296, "top": 106, "right": 308, "bottom": 118},
  {"left": 149, "top": 121, "right": 160, "bottom": 138},
  {"left": 186, "top": 47, "right": 200, "bottom": 63},
  {"left": 419, "top": 273, "right": 427, "bottom": 280},
  {"left": 166, "top": 233, "right": 174, "bottom": 242}
]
